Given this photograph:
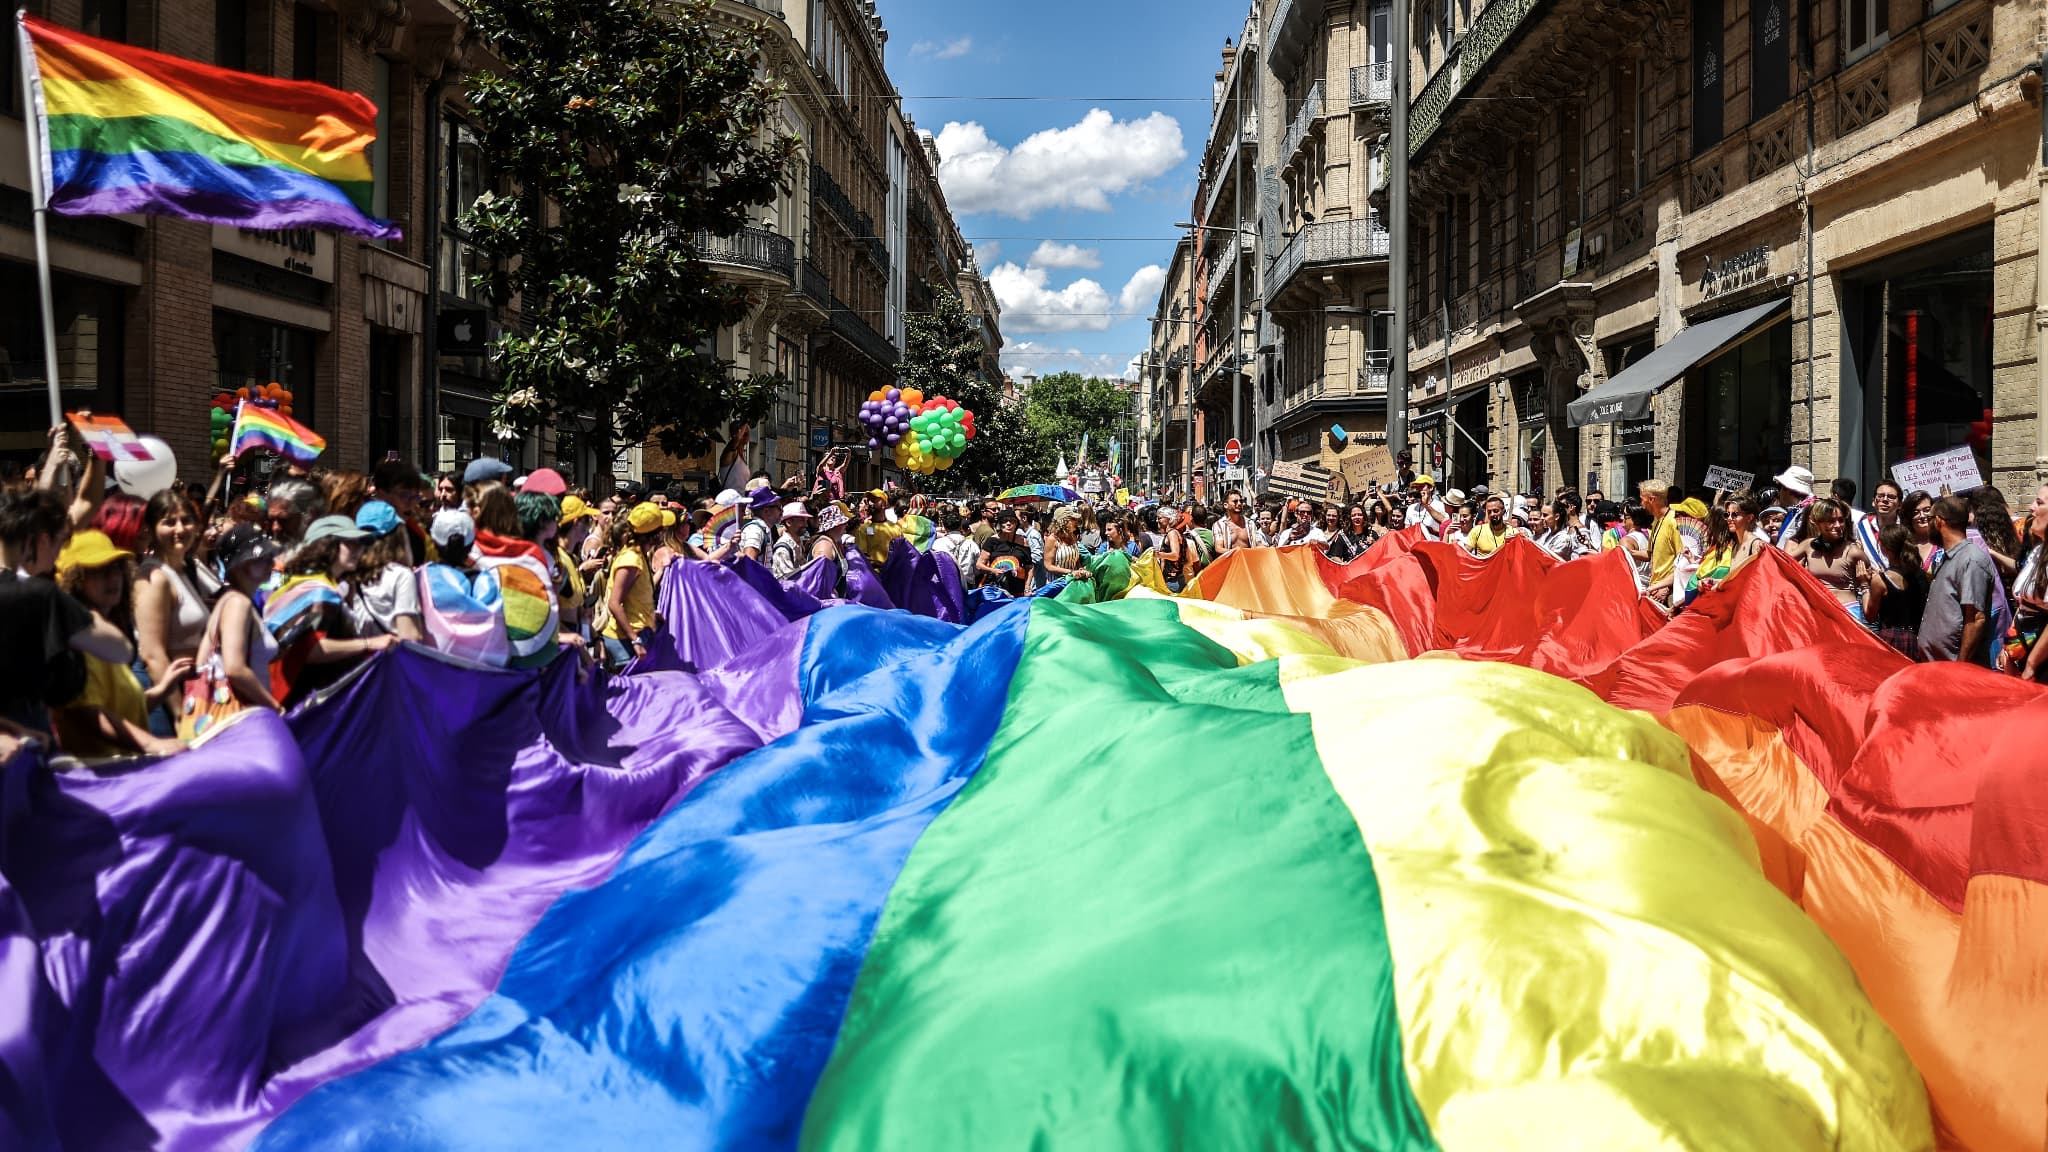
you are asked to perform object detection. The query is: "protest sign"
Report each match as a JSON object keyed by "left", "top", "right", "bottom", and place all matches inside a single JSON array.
[
  {"left": 1891, "top": 446, "right": 1983, "bottom": 495},
  {"left": 1339, "top": 446, "right": 1400, "bottom": 495},
  {"left": 1701, "top": 465, "right": 1754, "bottom": 493}
]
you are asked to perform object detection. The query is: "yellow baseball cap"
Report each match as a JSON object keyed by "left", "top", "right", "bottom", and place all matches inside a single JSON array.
[
  {"left": 626, "top": 502, "right": 676, "bottom": 533},
  {"left": 558, "top": 494, "right": 601, "bottom": 524},
  {"left": 57, "top": 529, "right": 132, "bottom": 576}
]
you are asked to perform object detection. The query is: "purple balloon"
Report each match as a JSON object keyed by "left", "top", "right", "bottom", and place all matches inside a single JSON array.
[
  {"left": 868, "top": 437, "right": 880, "bottom": 448},
  {"left": 885, "top": 432, "right": 900, "bottom": 443},
  {"left": 886, "top": 387, "right": 901, "bottom": 401}
]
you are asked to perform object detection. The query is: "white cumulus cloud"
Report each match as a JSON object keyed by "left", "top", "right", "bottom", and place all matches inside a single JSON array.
[
  {"left": 936, "top": 110, "right": 1187, "bottom": 220},
  {"left": 972, "top": 241, "right": 1001, "bottom": 266},
  {"left": 1003, "top": 342, "right": 1147, "bottom": 381},
  {"left": 912, "top": 36, "right": 973, "bottom": 59},
  {"left": 988, "top": 263, "right": 1165, "bottom": 333},
  {"left": 1027, "top": 241, "right": 1102, "bottom": 270}
]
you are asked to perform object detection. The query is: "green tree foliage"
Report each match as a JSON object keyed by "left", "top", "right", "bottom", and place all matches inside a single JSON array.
[
  {"left": 899, "top": 290, "right": 1050, "bottom": 492},
  {"left": 1025, "top": 372, "right": 1137, "bottom": 465},
  {"left": 462, "top": 0, "right": 797, "bottom": 467}
]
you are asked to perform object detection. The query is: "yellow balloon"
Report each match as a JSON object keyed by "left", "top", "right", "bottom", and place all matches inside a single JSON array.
[{"left": 936, "top": 455, "right": 953, "bottom": 470}]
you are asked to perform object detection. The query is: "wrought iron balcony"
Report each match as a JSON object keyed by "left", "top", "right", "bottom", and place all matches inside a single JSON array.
[
  {"left": 694, "top": 226, "right": 795, "bottom": 281},
  {"left": 1204, "top": 231, "right": 1253, "bottom": 305},
  {"left": 812, "top": 163, "right": 889, "bottom": 276},
  {"left": 1266, "top": 215, "right": 1390, "bottom": 299},
  {"left": 1201, "top": 119, "right": 1258, "bottom": 224},
  {"left": 794, "top": 258, "right": 829, "bottom": 312},
  {"left": 829, "top": 296, "right": 899, "bottom": 367},
  {"left": 1408, "top": 0, "right": 1551, "bottom": 160},
  {"left": 1349, "top": 61, "right": 1391, "bottom": 109},
  {"left": 1279, "top": 80, "right": 1325, "bottom": 169}
]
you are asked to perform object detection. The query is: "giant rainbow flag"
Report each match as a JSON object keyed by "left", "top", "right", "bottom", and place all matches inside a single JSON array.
[
  {"left": 1, "top": 529, "right": 2042, "bottom": 1150},
  {"left": 16, "top": 15, "right": 399, "bottom": 238}
]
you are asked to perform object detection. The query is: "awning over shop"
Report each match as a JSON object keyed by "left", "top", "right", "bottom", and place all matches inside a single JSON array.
[{"left": 1567, "top": 297, "right": 1789, "bottom": 427}]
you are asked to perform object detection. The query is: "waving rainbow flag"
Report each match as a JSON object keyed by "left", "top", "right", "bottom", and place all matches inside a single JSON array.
[
  {"left": 16, "top": 15, "right": 398, "bottom": 238},
  {"left": 229, "top": 401, "right": 326, "bottom": 464}
]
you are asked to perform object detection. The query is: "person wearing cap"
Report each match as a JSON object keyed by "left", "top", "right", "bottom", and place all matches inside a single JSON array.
[
  {"left": 0, "top": 489, "right": 138, "bottom": 739},
  {"left": 1404, "top": 475, "right": 1448, "bottom": 539},
  {"left": 557, "top": 496, "right": 602, "bottom": 639},
  {"left": 472, "top": 491, "right": 570, "bottom": 667},
  {"left": 771, "top": 502, "right": 813, "bottom": 579},
  {"left": 598, "top": 502, "right": 670, "bottom": 668},
  {"left": 415, "top": 509, "right": 510, "bottom": 667},
  {"left": 195, "top": 523, "right": 285, "bottom": 720},
  {"left": 50, "top": 530, "right": 188, "bottom": 758},
  {"left": 851, "top": 492, "right": 900, "bottom": 566},
  {"left": 1771, "top": 465, "right": 1817, "bottom": 547},
  {"left": 462, "top": 457, "right": 515, "bottom": 488},
  {"left": 266, "top": 515, "right": 395, "bottom": 707},
  {"left": 738, "top": 486, "right": 783, "bottom": 563},
  {"left": 344, "top": 500, "right": 424, "bottom": 642},
  {"left": 522, "top": 468, "right": 569, "bottom": 498}
]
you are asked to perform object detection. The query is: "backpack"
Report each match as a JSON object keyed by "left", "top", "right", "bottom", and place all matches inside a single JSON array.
[{"left": 418, "top": 564, "right": 509, "bottom": 667}]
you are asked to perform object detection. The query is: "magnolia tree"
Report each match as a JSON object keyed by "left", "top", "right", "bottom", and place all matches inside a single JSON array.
[
  {"left": 463, "top": 0, "right": 797, "bottom": 470},
  {"left": 899, "top": 289, "right": 1051, "bottom": 493}
]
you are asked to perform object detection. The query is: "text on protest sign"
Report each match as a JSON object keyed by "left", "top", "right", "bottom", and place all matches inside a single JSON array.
[
  {"left": 1701, "top": 465, "right": 1754, "bottom": 493},
  {"left": 1891, "top": 446, "right": 1983, "bottom": 495}
]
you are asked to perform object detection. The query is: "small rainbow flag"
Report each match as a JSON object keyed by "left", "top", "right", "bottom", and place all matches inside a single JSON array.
[
  {"left": 16, "top": 15, "right": 399, "bottom": 238},
  {"left": 229, "top": 401, "right": 326, "bottom": 465}
]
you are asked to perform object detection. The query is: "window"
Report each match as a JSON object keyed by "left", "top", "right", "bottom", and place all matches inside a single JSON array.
[
  {"left": 1615, "top": 60, "right": 1642, "bottom": 200},
  {"left": 215, "top": 0, "right": 248, "bottom": 69},
  {"left": 441, "top": 118, "right": 488, "bottom": 299},
  {"left": 1753, "top": 0, "right": 1790, "bottom": 116},
  {"left": 370, "top": 58, "right": 392, "bottom": 225},
  {"left": 1693, "top": 0, "right": 1725, "bottom": 154},
  {"left": 1844, "top": 0, "right": 1887, "bottom": 60},
  {"left": 292, "top": 3, "right": 327, "bottom": 83},
  {"left": 1475, "top": 192, "right": 1493, "bottom": 286},
  {"left": 1514, "top": 143, "right": 1536, "bottom": 261},
  {"left": 1558, "top": 103, "right": 1583, "bottom": 233},
  {"left": 368, "top": 331, "right": 407, "bottom": 462},
  {"left": 1448, "top": 199, "right": 1469, "bottom": 298},
  {"left": 81, "top": 0, "right": 127, "bottom": 43},
  {"left": 215, "top": 312, "right": 317, "bottom": 434}
]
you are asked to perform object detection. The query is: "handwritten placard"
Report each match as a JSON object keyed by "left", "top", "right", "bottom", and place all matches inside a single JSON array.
[
  {"left": 1891, "top": 446, "right": 1984, "bottom": 495},
  {"left": 1339, "top": 446, "right": 1400, "bottom": 494},
  {"left": 1701, "top": 464, "right": 1754, "bottom": 493}
]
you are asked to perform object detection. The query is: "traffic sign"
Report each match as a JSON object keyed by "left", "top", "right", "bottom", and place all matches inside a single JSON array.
[
  {"left": 1223, "top": 438, "right": 1242, "bottom": 466},
  {"left": 1221, "top": 466, "right": 1249, "bottom": 482}
]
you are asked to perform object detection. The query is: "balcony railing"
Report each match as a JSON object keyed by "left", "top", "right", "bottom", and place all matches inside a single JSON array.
[
  {"left": 1204, "top": 231, "right": 1252, "bottom": 304},
  {"left": 1409, "top": 0, "right": 1548, "bottom": 159},
  {"left": 1201, "top": 119, "right": 1257, "bottom": 224},
  {"left": 1267, "top": 215, "right": 1390, "bottom": 297},
  {"left": 829, "top": 296, "right": 899, "bottom": 367},
  {"left": 1280, "top": 80, "right": 1325, "bottom": 168},
  {"left": 796, "top": 258, "right": 829, "bottom": 311},
  {"left": 1349, "top": 61, "right": 1391, "bottom": 108},
  {"left": 732, "top": 0, "right": 783, "bottom": 14},
  {"left": 812, "top": 163, "right": 890, "bottom": 275},
  {"left": 694, "top": 226, "right": 795, "bottom": 281}
]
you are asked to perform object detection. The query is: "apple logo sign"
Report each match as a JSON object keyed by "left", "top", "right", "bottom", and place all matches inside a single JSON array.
[{"left": 453, "top": 319, "right": 473, "bottom": 344}]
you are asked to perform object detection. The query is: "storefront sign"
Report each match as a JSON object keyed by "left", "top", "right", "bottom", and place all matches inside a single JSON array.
[
  {"left": 1891, "top": 446, "right": 1984, "bottom": 495},
  {"left": 1563, "top": 228, "right": 1583, "bottom": 277},
  {"left": 1615, "top": 417, "right": 1654, "bottom": 453},
  {"left": 213, "top": 225, "right": 335, "bottom": 282},
  {"left": 1700, "top": 244, "right": 1770, "bottom": 300},
  {"left": 1701, "top": 464, "right": 1755, "bottom": 492},
  {"left": 438, "top": 307, "right": 490, "bottom": 355},
  {"left": 809, "top": 427, "right": 832, "bottom": 449}
]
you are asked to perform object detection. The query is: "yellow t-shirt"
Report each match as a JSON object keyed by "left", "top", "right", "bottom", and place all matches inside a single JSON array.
[
  {"left": 54, "top": 653, "right": 147, "bottom": 759},
  {"left": 1649, "top": 512, "right": 1682, "bottom": 584},
  {"left": 1465, "top": 522, "right": 1517, "bottom": 557},
  {"left": 599, "top": 546, "right": 657, "bottom": 641},
  {"left": 854, "top": 520, "right": 900, "bottom": 566},
  {"left": 555, "top": 544, "right": 587, "bottom": 620}
]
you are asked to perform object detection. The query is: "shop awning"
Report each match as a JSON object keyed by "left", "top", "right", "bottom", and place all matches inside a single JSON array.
[{"left": 1567, "top": 297, "right": 1789, "bottom": 427}]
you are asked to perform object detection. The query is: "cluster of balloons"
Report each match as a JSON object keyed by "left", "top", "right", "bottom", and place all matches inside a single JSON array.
[
  {"left": 857, "top": 386, "right": 979, "bottom": 476},
  {"left": 209, "top": 382, "right": 296, "bottom": 461},
  {"left": 858, "top": 387, "right": 923, "bottom": 447},
  {"left": 896, "top": 396, "right": 974, "bottom": 475}
]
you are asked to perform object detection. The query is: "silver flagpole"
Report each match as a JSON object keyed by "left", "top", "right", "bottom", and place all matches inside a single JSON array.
[{"left": 17, "top": 12, "right": 63, "bottom": 426}]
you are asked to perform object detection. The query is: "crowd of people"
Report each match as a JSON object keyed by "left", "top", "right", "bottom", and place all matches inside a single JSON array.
[{"left": 5, "top": 418, "right": 2045, "bottom": 765}]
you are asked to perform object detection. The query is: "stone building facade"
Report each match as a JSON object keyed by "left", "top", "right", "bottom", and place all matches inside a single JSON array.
[
  {"left": 1259, "top": 0, "right": 1398, "bottom": 483},
  {"left": 1398, "top": 0, "right": 2044, "bottom": 502}
]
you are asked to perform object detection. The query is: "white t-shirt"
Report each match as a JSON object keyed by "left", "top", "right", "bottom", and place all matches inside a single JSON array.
[
  {"left": 349, "top": 564, "right": 422, "bottom": 637},
  {"left": 1404, "top": 498, "right": 1446, "bottom": 539},
  {"left": 941, "top": 531, "right": 980, "bottom": 592}
]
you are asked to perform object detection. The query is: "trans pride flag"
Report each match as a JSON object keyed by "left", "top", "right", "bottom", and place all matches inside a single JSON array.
[
  {"left": 2, "top": 538, "right": 2044, "bottom": 1150},
  {"left": 16, "top": 15, "right": 398, "bottom": 238}
]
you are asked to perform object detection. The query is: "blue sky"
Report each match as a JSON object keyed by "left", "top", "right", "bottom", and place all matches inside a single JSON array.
[{"left": 880, "top": 0, "right": 1248, "bottom": 382}]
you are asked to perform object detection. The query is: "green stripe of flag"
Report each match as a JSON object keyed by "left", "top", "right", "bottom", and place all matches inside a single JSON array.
[
  {"left": 801, "top": 598, "right": 1438, "bottom": 1150},
  {"left": 44, "top": 113, "right": 375, "bottom": 210}
]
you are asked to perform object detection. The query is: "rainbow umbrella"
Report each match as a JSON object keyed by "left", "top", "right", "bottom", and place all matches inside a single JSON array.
[{"left": 998, "top": 484, "right": 1081, "bottom": 504}]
